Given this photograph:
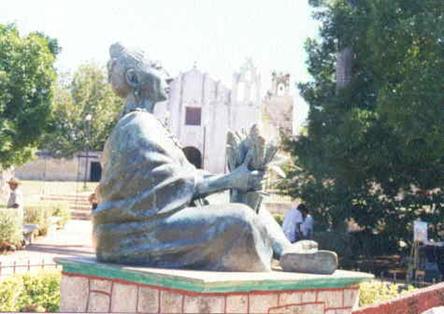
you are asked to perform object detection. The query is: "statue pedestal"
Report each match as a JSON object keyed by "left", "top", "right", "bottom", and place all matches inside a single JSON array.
[{"left": 56, "top": 257, "right": 372, "bottom": 314}]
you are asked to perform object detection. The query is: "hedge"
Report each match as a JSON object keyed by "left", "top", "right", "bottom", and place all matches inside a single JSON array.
[
  {"left": 359, "top": 280, "right": 415, "bottom": 306},
  {"left": 0, "top": 271, "right": 61, "bottom": 312},
  {"left": 0, "top": 208, "right": 23, "bottom": 248},
  {"left": 24, "top": 202, "right": 70, "bottom": 235}
]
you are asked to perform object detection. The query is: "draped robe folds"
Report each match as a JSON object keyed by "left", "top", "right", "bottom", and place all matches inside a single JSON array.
[{"left": 93, "top": 110, "right": 274, "bottom": 271}]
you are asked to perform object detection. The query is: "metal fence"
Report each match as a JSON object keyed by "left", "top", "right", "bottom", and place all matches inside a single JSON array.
[
  {"left": 0, "top": 259, "right": 60, "bottom": 279},
  {"left": 350, "top": 267, "right": 439, "bottom": 288}
]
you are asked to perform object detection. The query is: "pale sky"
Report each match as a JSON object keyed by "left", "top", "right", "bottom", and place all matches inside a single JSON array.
[{"left": 0, "top": 0, "right": 319, "bottom": 129}]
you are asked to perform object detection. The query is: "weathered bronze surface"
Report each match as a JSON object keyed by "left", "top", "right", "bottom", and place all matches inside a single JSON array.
[{"left": 93, "top": 43, "right": 337, "bottom": 274}]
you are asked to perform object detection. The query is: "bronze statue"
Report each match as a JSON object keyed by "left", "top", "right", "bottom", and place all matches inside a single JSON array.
[{"left": 93, "top": 43, "right": 337, "bottom": 274}]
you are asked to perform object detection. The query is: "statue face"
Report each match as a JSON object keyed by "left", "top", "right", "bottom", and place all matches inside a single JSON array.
[
  {"left": 107, "top": 57, "right": 168, "bottom": 103},
  {"left": 146, "top": 68, "right": 168, "bottom": 102},
  {"left": 107, "top": 58, "right": 132, "bottom": 98}
]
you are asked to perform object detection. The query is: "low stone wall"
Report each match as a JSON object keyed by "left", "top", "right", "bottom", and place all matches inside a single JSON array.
[
  {"left": 61, "top": 273, "right": 362, "bottom": 313},
  {"left": 353, "top": 282, "right": 444, "bottom": 314},
  {"left": 57, "top": 257, "right": 372, "bottom": 314}
]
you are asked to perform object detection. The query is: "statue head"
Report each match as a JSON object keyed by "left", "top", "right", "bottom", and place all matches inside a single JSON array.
[{"left": 108, "top": 43, "right": 168, "bottom": 110}]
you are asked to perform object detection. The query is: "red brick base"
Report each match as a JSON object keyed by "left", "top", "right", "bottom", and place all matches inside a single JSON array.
[{"left": 60, "top": 272, "right": 360, "bottom": 313}]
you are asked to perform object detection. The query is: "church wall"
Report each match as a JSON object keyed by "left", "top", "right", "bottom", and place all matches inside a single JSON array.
[{"left": 14, "top": 153, "right": 101, "bottom": 182}]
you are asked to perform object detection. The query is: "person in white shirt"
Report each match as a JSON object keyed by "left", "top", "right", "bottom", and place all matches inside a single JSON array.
[
  {"left": 282, "top": 204, "right": 306, "bottom": 243},
  {"left": 7, "top": 177, "right": 23, "bottom": 209},
  {"left": 301, "top": 207, "right": 314, "bottom": 240},
  {"left": 6, "top": 177, "right": 24, "bottom": 222}
]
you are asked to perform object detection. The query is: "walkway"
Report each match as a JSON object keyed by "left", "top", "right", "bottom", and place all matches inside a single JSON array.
[{"left": 0, "top": 219, "right": 93, "bottom": 277}]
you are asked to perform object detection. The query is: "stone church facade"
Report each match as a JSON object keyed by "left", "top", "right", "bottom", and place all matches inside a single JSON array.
[
  {"left": 155, "top": 59, "right": 261, "bottom": 174},
  {"left": 261, "top": 71, "right": 294, "bottom": 141}
]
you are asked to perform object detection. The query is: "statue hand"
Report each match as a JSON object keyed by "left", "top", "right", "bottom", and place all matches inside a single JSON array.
[{"left": 230, "top": 164, "right": 265, "bottom": 192}]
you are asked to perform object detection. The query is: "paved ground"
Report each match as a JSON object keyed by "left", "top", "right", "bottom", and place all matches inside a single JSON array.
[{"left": 0, "top": 219, "right": 93, "bottom": 277}]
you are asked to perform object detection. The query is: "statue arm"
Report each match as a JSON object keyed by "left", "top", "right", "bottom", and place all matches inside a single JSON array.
[{"left": 194, "top": 165, "right": 264, "bottom": 198}]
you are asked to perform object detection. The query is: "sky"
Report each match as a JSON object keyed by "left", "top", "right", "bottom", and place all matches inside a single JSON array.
[{"left": 0, "top": 0, "right": 319, "bottom": 129}]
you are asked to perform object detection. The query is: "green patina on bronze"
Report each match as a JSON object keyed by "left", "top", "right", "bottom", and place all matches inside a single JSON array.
[{"left": 56, "top": 258, "right": 373, "bottom": 293}]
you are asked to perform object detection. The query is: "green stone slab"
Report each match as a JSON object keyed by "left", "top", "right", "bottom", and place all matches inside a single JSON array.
[{"left": 56, "top": 257, "right": 373, "bottom": 293}]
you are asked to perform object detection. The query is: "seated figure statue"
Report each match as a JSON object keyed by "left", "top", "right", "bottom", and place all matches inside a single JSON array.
[{"left": 93, "top": 43, "right": 337, "bottom": 274}]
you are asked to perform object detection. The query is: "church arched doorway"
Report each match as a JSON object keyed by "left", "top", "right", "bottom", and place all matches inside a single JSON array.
[{"left": 183, "top": 146, "right": 202, "bottom": 169}]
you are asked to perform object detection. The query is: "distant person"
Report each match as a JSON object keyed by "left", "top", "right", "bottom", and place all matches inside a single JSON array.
[
  {"left": 6, "top": 177, "right": 24, "bottom": 222},
  {"left": 282, "top": 203, "right": 306, "bottom": 243},
  {"left": 88, "top": 186, "right": 100, "bottom": 211},
  {"left": 301, "top": 207, "right": 314, "bottom": 240},
  {"left": 6, "top": 177, "right": 23, "bottom": 210}
]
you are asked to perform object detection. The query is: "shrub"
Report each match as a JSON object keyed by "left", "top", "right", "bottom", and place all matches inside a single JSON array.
[
  {"left": 0, "top": 209, "right": 23, "bottom": 248},
  {"left": 0, "top": 271, "right": 60, "bottom": 312},
  {"left": 50, "top": 202, "right": 70, "bottom": 228},
  {"left": 0, "top": 275, "right": 23, "bottom": 311},
  {"left": 314, "top": 231, "right": 353, "bottom": 260},
  {"left": 18, "top": 271, "right": 61, "bottom": 312},
  {"left": 25, "top": 204, "right": 52, "bottom": 236},
  {"left": 24, "top": 201, "right": 70, "bottom": 235},
  {"left": 359, "top": 280, "right": 415, "bottom": 306}
]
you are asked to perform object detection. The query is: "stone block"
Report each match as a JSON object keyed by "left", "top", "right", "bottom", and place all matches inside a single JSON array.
[
  {"left": 60, "top": 275, "right": 89, "bottom": 312},
  {"left": 226, "top": 294, "right": 248, "bottom": 313},
  {"left": 87, "top": 292, "right": 110, "bottom": 312},
  {"left": 160, "top": 290, "right": 183, "bottom": 313},
  {"left": 249, "top": 293, "right": 278, "bottom": 313},
  {"left": 183, "top": 295, "right": 225, "bottom": 313},
  {"left": 343, "top": 288, "right": 359, "bottom": 309},
  {"left": 301, "top": 290, "right": 317, "bottom": 303},
  {"left": 110, "top": 282, "right": 138, "bottom": 312},
  {"left": 137, "top": 286, "right": 160, "bottom": 313},
  {"left": 90, "top": 279, "right": 112, "bottom": 294},
  {"left": 317, "top": 290, "right": 343, "bottom": 308},
  {"left": 279, "top": 291, "right": 302, "bottom": 306}
]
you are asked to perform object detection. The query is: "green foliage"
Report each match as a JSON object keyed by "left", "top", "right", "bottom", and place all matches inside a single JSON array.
[
  {"left": 24, "top": 203, "right": 51, "bottom": 236},
  {"left": 281, "top": 0, "right": 444, "bottom": 253},
  {"left": 359, "top": 281, "right": 415, "bottom": 306},
  {"left": 43, "top": 63, "right": 121, "bottom": 157},
  {"left": 0, "top": 275, "right": 23, "bottom": 311},
  {"left": 50, "top": 202, "right": 70, "bottom": 228},
  {"left": 0, "top": 24, "right": 58, "bottom": 168},
  {"left": 0, "top": 208, "right": 23, "bottom": 247},
  {"left": 314, "top": 231, "right": 353, "bottom": 259},
  {"left": 24, "top": 201, "right": 70, "bottom": 235},
  {"left": 0, "top": 271, "right": 60, "bottom": 312},
  {"left": 18, "top": 271, "right": 61, "bottom": 312}
]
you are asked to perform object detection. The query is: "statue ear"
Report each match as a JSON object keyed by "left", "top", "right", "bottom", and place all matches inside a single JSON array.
[{"left": 125, "top": 69, "right": 140, "bottom": 88}]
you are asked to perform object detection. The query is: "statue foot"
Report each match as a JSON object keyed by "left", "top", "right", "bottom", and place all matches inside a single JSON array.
[{"left": 280, "top": 250, "right": 338, "bottom": 275}]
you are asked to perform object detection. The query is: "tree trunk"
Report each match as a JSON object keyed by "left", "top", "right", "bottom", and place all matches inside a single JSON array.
[
  {"left": 335, "top": 0, "right": 356, "bottom": 91},
  {"left": 335, "top": 47, "right": 353, "bottom": 89}
]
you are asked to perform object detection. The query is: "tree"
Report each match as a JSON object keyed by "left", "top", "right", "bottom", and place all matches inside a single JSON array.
[
  {"left": 281, "top": 0, "right": 444, "bottom": 252},
  {"left": 43, "top": 63, "right": 122, "bottom": 157},
  {"left": 0, "top": 24, "right": 59, "bottom": 168}
]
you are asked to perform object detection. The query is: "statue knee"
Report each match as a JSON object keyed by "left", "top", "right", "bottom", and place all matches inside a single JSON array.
[{"left": 225, "top": 203, "right": 260, "bottom": 232}]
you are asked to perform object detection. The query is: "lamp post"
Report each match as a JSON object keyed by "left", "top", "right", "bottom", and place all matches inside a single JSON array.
[{"left": 83, "top": 114, "right": 92, "bottom": 189}]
